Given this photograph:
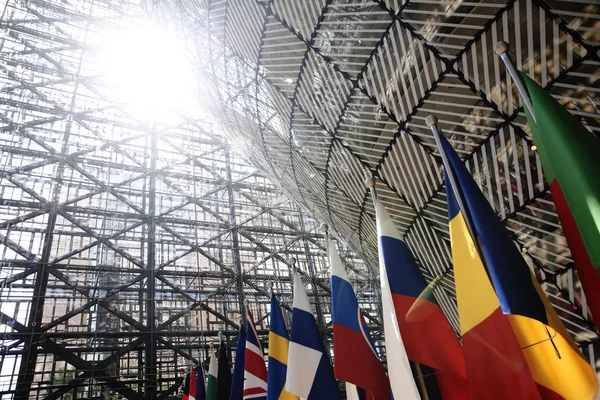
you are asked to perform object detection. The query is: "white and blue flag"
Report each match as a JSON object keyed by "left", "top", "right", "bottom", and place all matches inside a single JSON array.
[{"left": 286, "top": 272, "right": 339, "bottom": 399}]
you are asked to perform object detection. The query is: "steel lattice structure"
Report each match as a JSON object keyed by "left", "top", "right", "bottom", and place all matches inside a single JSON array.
[
  {"left": 150, "top": 0, "right": 600, "bottom": 383},
  {"left": 1, "top": 0, "right": 600, "bottom": 398},
  {"left": 0, "top": 0, "right": 379, "bottom": 398}
]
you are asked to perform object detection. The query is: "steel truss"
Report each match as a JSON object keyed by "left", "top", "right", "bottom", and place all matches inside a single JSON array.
[
  {"left": 149, "top": 0, "right": 600, "bottom": 382},
  {"left": 0, "top": 0, "right": 378, "bottom": 398}
]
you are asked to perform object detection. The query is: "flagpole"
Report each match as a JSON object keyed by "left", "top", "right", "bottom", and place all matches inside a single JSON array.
[
  {"left": 365, "top": 175, "right": 377, "bottom": 204},
  {"left": 426, "top": 115, "right": 486, "bottom": 264},
  {"left": 493, "top": 41, "right": 537, "bottom": 123},
  {"left": 414, "top": 363, "right": 430, "bottom": 400},
  {"left": 321, "top": 222, "right": 330, "bottom": 254}
]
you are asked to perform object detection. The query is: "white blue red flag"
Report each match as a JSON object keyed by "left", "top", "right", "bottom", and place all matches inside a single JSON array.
[
  {"left": 329, "top": 238, "right": 390, "bottom": 399},
  {"left": 375, "top": 198, "right": 469, "bottom": 399},
  {"left": 244, "top": 307, "right": 268, "bottom": 400},
  {"left": 374, "top": 200, "right": 422, "bottom": 400},
  {"left": 286, "top": 272, "right": 339, "bottom": 399}
]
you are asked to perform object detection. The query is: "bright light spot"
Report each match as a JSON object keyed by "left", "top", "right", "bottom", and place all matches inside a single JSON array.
[
  {"left": 531, "top": 144, "right": 537, "bottom": 151},
  {"left": 97, "top": 21, "right": 198, "bottom": 122},
  {"left": 285, "top": 78, "right": 293, "bottom": 84}
]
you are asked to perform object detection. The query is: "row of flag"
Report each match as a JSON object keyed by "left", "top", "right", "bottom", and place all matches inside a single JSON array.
[
  {"left": 181, "top": 332, "right": 231, "bottom": 400},
  {"left": 181, "top": 62, "right": 600, "bottom": 399}
]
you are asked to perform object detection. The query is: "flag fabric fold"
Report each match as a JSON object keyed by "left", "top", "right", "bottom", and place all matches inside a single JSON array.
[
  {"left": 190, "top": 367, "right": 198, "bottom": 400},
  {"left": 197, "top": 359, "right": 206, "bottom": 400},
  {"left": 442, "top": 136, "right": 541, "bottom": 399},
  {"left": 244, "top": 307, "right": 268, "bottom": 400},
  {"left": 182, "top": 368, "right": 192, "bottom": 400},
  {"left": 372, "top": 208, "right": 422, "bottom": 400},
  {"left": 441, "top": 133, "right": 598, "bottom": 399},
  {"left": 267, "top": 293, "right": 299, "bottom": 400},
  {"left": 218, "top": 337, "right": 233, "bottom": 400},
  {"left": 287, "top": 272, "right": 340, "bottom": 400},
  {"left": 520, "top": 72, "right": 600, "bottom": 327},
  {"left": 230, "top": 325, "right": 246, "bottom": 400},
  {"left": 374, "top": 200, "right": 468, "bottom": 399},
  {"left": 329, "top": 238, "right": 390, "bottom": 399},
  {"left": 207, "top": 348, "right": 218, "bottom": 400}
]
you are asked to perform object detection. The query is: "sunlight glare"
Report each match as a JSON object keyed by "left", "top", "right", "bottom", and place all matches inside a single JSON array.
[{"left": 98, "top": 21, "right": 198, "bottom": 122}]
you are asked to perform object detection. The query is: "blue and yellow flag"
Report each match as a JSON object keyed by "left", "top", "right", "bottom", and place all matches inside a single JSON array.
[
  {"left": 442, "top": 134, "right": 598, "bottom": 399},
  {"left": 267, "top": 293, "right": 299, "bottom": 400}
]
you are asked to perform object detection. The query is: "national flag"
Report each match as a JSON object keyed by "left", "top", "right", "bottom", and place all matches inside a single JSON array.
[
  {"left": 372, "top": 212, "right": 421, "bottom": 399},
  {"left": 244, "top": 306, "right": 268, "bottom": 400},
  {"left": 374, "top": 199, "right": 468, "bottom": 399},
  {"left": 207, "top": 348, "right": 218, "bottom": 400},
  {"left": 183, "top": 369, "right": 191, "bottom": 400},
  {"left": 520, "top": 72, "right": 600, "bottom": 327},
  {"left": 218, "top": 337, "right": 232, "bottom": 399},
  {"left": 329, "top": 238, "right": 390, "bottom": 399},
  {"left": 440, "top": 135, "right": 541, "bottom": 399},
  {"left": 190, "top": 367, "right": 198, "bottom": 400},
  {"left": 267, "top": 293, "right": 299, "bottom": 400},
  {"left": 441, "top": 133, "right": 598, "bottom": 399},
  {"left": 197, "top": 359, "right": 206, "bottom": 400},
  {"left": 286, "top": 272, "right": 339, "bottom": 399},
  {"left": 230, "top": 325, "right": 246, "bottom": 400},
  {"left": 345, "top": 382, "right": 366, "bottom": 400}
]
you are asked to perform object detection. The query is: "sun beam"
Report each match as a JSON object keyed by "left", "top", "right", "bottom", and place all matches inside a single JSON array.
[{"left": 97, "top": 20, "right": 198, "bottom": 123}]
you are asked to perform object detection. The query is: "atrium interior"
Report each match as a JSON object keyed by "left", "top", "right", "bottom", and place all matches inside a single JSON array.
[{"left": 0, "top": 0, "right": 598, "bottom": 399}]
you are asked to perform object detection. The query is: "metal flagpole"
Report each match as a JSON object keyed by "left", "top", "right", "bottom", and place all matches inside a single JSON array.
[
  {"left": 494, "top": 41, "right": 537, "bottom": 123},
  {"left": 321, "top": 223, "right": 330, "bottom": 258},
  {"left": 426, "top": 115, "right": 486, "bottom": 265}
]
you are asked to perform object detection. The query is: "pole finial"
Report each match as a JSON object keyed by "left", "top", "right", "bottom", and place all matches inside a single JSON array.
[
  {"left": 218, "top": 331, "right": 224, "bottom": 340},
  {"left": 365, "top": 176, "right": 376, "bottom": 188},
  {"left": 267, "top": 281, "right": 274, "bottom": 289},
  {"left": 244, "top": 299, "right": 250, "bottom": 307},
  {"left": 425, "top": 115, "right": 438, "bottom": 127},
  {"left": 238, "top": 314, "right": 244, "bottom": 324},
  {"left": 494, "top": 40, "right": 510, "bottom": 56},
  {"left": 320, "top": 223, "right": 329, "bottom": 233},
  {"left": 289, "top": 256, "right": 296, "bottom": 266}
]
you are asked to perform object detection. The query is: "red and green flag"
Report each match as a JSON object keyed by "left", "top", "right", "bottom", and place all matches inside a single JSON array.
[{"left": 521, "top": 72, "right": 600, "bottom": 327}]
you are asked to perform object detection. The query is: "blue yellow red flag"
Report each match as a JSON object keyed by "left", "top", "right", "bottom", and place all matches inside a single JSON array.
[
  {"left": 441, "top": 133, "right": 598, "bottom": 399},
  {"left": 267, "top": 293, "right": 298, "bottom": 400}
]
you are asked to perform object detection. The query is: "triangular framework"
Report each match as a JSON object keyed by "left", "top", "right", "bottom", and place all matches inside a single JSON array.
[
  {"left": 152, "top": 0, "right": 600, "bottom": 376},
  {"left": 0, "top": 1, "right": 376, "bottom": 399}
]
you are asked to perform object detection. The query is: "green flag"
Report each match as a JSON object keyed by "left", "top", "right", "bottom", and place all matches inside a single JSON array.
[
  {"left": 521, "top": 73, "right": 600, "bottom": 268},
  {"left": 521, "top": 71, "right": 600, "bottom": 326},
  {"left": 206, "top": 349, "right": 218, "bottom": 400}
]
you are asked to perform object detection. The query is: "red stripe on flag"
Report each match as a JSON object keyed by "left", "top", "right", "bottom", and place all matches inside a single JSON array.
[
  {"left": 333, "top": 323, "right": 390, "bottom": 399},
  {"left": 463, "top": 307, "right": 540, "bottom": 399},
  {"left": 391, "top": 293, "right": 466, "bottom": 378},
  {"left": 189, "top": 367, "right": 196, "bottom": 398},
  {"left": 244, "top": 350, "right": 267, "bottom": 380},
  {"left": 536, "top": 382, "right": 566, "bottom": 400},
  {"left": 434, "top": 368, "right": 469, "bottom": 400},
  {"left": 243, "top": 387, "right": 267, "bottom": 395},
  {"left": 551, "top": 179, "right": 600, "bottom": 327},
  {"left": 391, "top": 293, "right": 468, "bottom": 399}
]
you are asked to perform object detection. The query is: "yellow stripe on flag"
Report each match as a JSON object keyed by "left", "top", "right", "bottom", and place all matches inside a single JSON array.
[
  {"left": 278, "top": 384, "right": 299, "bottom": 400},
  {"left": 449, "top": 212, "right": 500, "bottom": 334},
  {"left": 502, "top": 272, "right": 599, "bottom": 399},
  {"left": 269, "top": 331, "right": 290, "bottom": 365},
  {"left": 507, "top": 314, "right": 598, "bottom": 399}
]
